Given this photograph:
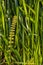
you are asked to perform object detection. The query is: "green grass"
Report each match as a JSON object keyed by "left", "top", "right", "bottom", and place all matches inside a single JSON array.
[{"left": 0, "top": 0, "right": 43, "bottom": 65}]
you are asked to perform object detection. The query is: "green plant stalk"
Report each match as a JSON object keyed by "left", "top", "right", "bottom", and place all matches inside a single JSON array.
[
  {"left": 22, "top": 0, "right": 31, "bottom": 61},
  {"left": 38, "top": 37, "right": 42, "bottom": 64},
  {"left": 27, "top": 8, "right": 30, "bottom": 61},
  {"left": 22, "top": 0, "right": 27, "bottom": 16},
  {"left": 0, "top": 33, "right": 2, "bottom": 63},
  {"left": 23, "top": 29, "right": 25, "bottom": 65},
  {"left": 42, "top": 10, "right": 43, "bottom": 64},
  {"left": 6, "top": 0, "right": 10, "bottom": 37},
  {"left": 35, "top": 1, "right": 39, "bottom": 34},
  {"left": 22, "top": 18, "right": 25, "bottom": 65},
  {"left": 0, "top": 3, "right": 5, "bottom": 35},
  {"left": 41, "top": 14, "right": 43, "bottom": 64},
  {"left": 35, "top": 1, "right": 39, "bottom": 65},
  {"left": 2, "top": 12, "right": 5, "bottom": 35},
  {"left": 32, "top": 24, "right": 34, "bottom": 54},
  {"left": 14, "top": 0, "right": 19, "bottom": 52},
  {"left": 16, "top": 7, "right": 19, "bottom": 51}
]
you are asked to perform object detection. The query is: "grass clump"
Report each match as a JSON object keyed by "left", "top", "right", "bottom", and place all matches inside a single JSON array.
[{"left": 0, "top": 0, "right": 43, "bottom": 65}]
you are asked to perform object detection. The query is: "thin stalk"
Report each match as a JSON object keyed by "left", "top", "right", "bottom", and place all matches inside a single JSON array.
[
  {"left": 22, "top": 0, "right": 27, "bottom": 16},
  {"left": 41, "top": 11, "right": 43, "bottom": 64},
  {"left": 15, "top": 0, "right": 19, "bottom": 52},
  {"left": 22, "top": 18, "right": 25, "bottom": 65},
  {"left": 32, "top": 24, "right": 34, "bottom": 54},
  {"left": 35, "top": 1, "right": 39, "bottom": 65},
  {"left": 27, "top": 7, "right": 30, "bottom": 61}
]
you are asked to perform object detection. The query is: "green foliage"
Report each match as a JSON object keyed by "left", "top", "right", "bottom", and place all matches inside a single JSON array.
[{"left": 0, "top": 0, "right": 43, "bottom": 65}]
